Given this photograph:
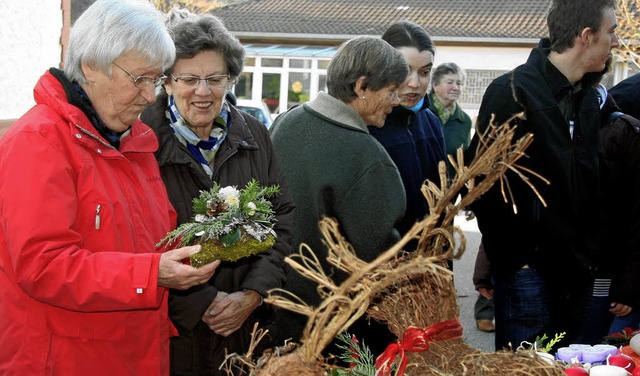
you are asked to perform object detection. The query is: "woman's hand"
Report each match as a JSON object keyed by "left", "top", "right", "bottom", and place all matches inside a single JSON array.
[
  {"left": 158, "top": 245, "right": 219, "bottom": 290},
  {"left": 478, "top": 287, "right": 494, "bottom": 300},
  {"left": 610, "top": 302, "right": 633, "bottom": 317},
  {"left": 201, "top": 290, "right": 262, "bottom": 337}
]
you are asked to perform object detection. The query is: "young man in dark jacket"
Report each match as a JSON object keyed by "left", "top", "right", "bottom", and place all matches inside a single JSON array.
[{"left": 466, "top": 0, "right": 619, "bottom": 350}]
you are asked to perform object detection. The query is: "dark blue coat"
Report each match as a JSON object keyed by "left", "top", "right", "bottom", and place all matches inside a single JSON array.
[
  {"left": 609, "top": 74, "right": 640, "bottom": 121},
  {"left": 369, "top": 97, "right": 447, "bottom": 235}
]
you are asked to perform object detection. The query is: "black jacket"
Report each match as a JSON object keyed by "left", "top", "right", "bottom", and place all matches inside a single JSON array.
[
  {"left": 467, "top": 39, "right": 604, "bottom": 281},
  {"left": 599, "top": 96, "right": 640, "bottom": 309},
  {"left": 609, "top": 74, "right": 640, "bottom": 121},
  {"left": 140, "top": 93, "right": 295, "bottom": 374}
]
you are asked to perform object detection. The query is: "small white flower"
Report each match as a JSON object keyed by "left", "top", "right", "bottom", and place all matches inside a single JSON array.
[
  {"left": 194, "top": 214, "right": 207, "bottom": 223},
  {"left": 218, "top": 186, "right": 240, "bottom": 208},
  {"left": 225, "top": 195, "right": 240, "bottom": 208},
  {"left": 246, "top": 202, "right": 257, "bottom": 216},
  {"left": 218, "top": 186, "right": 240, "bottom": 200}
]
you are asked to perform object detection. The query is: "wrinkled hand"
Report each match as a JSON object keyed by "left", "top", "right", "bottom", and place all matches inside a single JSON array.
[
  {"left": 202, "top": 290, "right": 262, "bottom": 337},
  {"left": 610, "top": 302, "right": 632, "bottom": 317},
  {"left": 158, "top": 245, "right": 219, "bottom": 290},
  {"left": 478, "top": 287, "right": 494, "bottom": 300}
]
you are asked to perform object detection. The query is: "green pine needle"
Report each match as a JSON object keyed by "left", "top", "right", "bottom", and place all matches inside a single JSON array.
[{"left": 157, "top": 179, "right": 279, "bottom": 249}]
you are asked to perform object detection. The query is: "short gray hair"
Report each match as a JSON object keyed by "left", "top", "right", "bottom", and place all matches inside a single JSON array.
[
  {"left": 64, "top": 0, "right": 175, "bottom": 85},
  {"left": 167, "top": 12, "right": 245, "bottom": 80},
  {"left": 327, "top": 36, "right": 409, "bottom": 102},
  {"left": 431, "top": 62, "right": 466, "bottom": 87}
]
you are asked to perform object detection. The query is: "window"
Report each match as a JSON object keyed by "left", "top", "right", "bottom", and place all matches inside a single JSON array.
[
  {"left": 235, "top": 45, "right": 335, "bottom": 114},
  {"left": 235, "top": 72, "right": 253, "bottom": 99},
  {"left": 288, "top": 72, "right": 311, "bottom": 108},
  {"left": 290, "top": 59, "right": 311, "bottom": 69},
  {"left": 262, "top": 73, "right": 281, "bottom": 114},
  {"left": 262, "top": 58, "right": 283, "bottom": 68},
  {"left": 318, "top": 60, "right": 330, "bottom": 69},
  {"left": 459, "top": 69, "right": 509, "bottom": 107}
]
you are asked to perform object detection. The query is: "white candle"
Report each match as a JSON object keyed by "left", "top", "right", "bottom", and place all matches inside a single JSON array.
[{"left": 589, "top": 364, "right": 630, "bottom": 376}]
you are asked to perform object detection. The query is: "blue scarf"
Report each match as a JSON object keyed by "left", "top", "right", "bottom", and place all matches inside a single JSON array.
[
  {"left": 166, "top": 96, "right": 230, "bottom": 177},
  {"left": 404, "top": 97, "right": 425, "bottom": 114}
]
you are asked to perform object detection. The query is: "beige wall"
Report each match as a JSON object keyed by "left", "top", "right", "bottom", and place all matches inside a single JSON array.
[{"left": 0, "top": 1, "right": 63, "bottom": 121}]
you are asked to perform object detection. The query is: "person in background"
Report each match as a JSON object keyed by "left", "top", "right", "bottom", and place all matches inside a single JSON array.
[
  {"left": 596, "top": 85, "right": 640, "bottom": 337},
  {"left": 368, "top": 21, "right": 447, "bottom": 238},
  {"left": 466, "top": 0, "right": 619, "bottom": 350},
  {"left": 429, "top": 62, "right": 473, "bottom": 180},
  {"left": 270, "top": 36, "right": 408, "bottom": 356},
  {"left": 609, "top": 73, "right": 640, "bottom": 121},
  {"left": 140, "top": 10, "right": 294, "bottom": 375},
  {"left": 0, "top": 0, "right": 219, "bottom": 374},
  {"left": 472, "top": 241, "right": 495, "bottom": 332}
]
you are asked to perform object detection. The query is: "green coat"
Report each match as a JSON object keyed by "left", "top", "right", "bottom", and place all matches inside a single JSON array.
[
  {"left": 270, "top": 92, "right": 405, "bottom": 344},
  {"left": 429, "top": 93, "right": 472, "bottom": 178}
]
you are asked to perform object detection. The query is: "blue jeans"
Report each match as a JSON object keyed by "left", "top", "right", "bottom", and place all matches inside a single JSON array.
[
  {"left": 494, "top": 267, "right": 594, "bottom": 350},
  {"left": 493, "top": 267, "right": 550, "bottom": 350},
  {"left": 609, "top": 310, "right": 640, "bottom": 334},
  {"left": 578, "top": 294, "right": 613, "bottom": 345}
]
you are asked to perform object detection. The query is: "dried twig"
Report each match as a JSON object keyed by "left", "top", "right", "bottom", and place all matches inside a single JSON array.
[{"left": 228, "top": 119, "right": 563, "bottom": 375}]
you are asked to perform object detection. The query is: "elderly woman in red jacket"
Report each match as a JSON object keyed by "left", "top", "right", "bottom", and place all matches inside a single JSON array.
[{"left": 0, "top": 0, "right": 218, "bottom": 374}]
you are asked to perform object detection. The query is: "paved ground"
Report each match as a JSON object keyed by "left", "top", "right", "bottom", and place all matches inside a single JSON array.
[{"left": 453, "top": 213, "right": 495, "bottom": 353}]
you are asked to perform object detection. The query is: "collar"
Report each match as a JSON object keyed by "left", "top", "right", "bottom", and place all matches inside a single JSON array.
[
  {"left": 305, "top": 92, "right": 369, "bottom": 133},
  {"left": 531, "top": 38, "right": 604, "bottom": 101}
]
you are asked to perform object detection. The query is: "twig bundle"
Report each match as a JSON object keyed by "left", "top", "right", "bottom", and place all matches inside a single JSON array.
[{"left": 225, "top": 119, "right": 563, "bottom": 375}]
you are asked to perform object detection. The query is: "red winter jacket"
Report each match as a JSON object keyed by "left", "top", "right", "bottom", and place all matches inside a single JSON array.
[{"left": 0, "top": 70, "right": 177, "bottom": 375}]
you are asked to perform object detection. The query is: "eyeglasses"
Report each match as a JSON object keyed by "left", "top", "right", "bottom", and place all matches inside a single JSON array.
[
  {"left": 112, "top": 62, "right": 167, "bottom": 88},
  {"left": 169, "top": 74, "right": 231, "bottom": 89}
]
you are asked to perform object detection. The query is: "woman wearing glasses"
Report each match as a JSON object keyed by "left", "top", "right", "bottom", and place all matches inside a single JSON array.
[
  {"left": 140, "top": 11, "right": 294, "bottom": 375},
  {"left": 0, "top": 0, "right": 220, "bottom": 374}
]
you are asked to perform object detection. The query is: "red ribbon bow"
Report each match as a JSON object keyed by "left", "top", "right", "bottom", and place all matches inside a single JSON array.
[{"left": 375, "top": 319, "right": 463, "bottom": 376}]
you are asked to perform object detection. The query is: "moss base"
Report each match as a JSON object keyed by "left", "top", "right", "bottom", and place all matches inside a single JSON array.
[{"left": 190, "top": 233, "right": 276, "bottom": 267}]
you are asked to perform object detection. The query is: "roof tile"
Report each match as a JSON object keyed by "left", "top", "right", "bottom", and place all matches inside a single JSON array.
[{"left": 213, "top": 0, "right": 550, "bottom": 40}]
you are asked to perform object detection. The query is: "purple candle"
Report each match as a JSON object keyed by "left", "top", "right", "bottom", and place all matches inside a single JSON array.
[
  {"left": 556, "top": 347, "right": 582, "bottom": 363},
  {"left": 581, "top": 347, "right": 609, "bottom": 364},
  {"left": 593, "top": 344, "right": 618, "bottom": 358}
]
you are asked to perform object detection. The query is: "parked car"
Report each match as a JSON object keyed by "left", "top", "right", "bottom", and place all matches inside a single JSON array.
[{"left": 236, "top": 99, "right": 273, "bottom": 128}]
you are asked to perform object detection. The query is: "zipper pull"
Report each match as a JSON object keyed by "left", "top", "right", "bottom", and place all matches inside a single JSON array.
[{"left": 95, "top": 204, "right": 101, "bottom": 230}]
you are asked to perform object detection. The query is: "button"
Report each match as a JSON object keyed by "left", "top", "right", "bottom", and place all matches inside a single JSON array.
[
  {"left": 75, "top": 134, "right": 82, "bottom": 138},
  {"left": 136, "top": 288, "right": 143, "bottom": 294},
  {"left": 96, "top": 149, "right": 102, "bottom": 154}
]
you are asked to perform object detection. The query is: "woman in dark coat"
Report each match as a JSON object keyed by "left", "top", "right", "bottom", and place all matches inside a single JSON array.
[
  {"left": 368, "top": 21, "right": 447, "bottom": 237},
  {"left": 140, "top": 11, "right": 294, "bottom": 375}
]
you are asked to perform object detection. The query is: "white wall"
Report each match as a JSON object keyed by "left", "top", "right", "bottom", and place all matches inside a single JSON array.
[
  {"left": 435, "top": 45, "right": 534, "bottom": 118},
  {"left": 435, "top": 45, "right": 532, "bottom": 71},
  {"left": 0, "top": 1, "right": 63, "bottom": 120}
]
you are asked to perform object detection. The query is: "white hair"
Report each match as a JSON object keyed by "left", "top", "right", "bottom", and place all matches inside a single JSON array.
[{"left": 64, "top": 0, "right": 175, "bottom": 84}]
